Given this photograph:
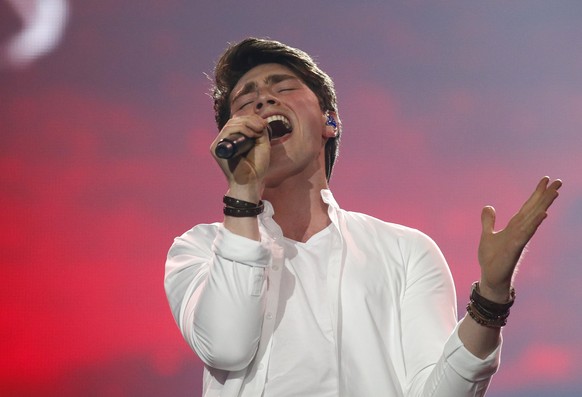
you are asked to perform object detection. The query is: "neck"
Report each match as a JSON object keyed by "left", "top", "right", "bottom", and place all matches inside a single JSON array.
[{"left": 263, "top": 173, "right": 331, "bottom": 243}]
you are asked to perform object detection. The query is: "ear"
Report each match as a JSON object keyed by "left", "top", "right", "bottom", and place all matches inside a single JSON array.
[{"left": 323, "top": 111, "right": 340, "bottom": 138}]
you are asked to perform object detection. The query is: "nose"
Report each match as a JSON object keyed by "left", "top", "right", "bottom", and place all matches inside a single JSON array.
[
  {"left": 255, "top": 99, "right": 276, "bottom": 110},
  {"left": 255, "top": 90, "right": 278, "bottom": 111}
]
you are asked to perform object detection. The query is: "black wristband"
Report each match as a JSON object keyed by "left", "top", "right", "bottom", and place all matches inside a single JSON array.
[
  {"left": 471, "top": 282, "right": 515, "bottom": 315},
  {"left": 223, "top": 201, "right": 264, "bottom": 217},
  {"left": 223, "top": 195, "right": 260, "bottom": 209}
]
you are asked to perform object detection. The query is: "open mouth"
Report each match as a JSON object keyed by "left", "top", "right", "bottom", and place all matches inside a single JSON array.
[{"left": 266, "top": 115, "right": 293, "bottom": 140}]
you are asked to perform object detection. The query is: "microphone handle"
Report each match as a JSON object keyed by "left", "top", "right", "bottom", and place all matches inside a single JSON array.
[{"left": 215, "top": 133, "right": 255, "bottom": 159}]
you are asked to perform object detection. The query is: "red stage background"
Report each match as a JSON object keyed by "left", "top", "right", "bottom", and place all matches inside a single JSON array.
[{"left": 1, "top": 1, "right": 581, "bottom": 396}]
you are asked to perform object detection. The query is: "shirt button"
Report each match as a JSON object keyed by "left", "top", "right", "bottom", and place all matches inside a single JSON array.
[
  {"left": 266, "top": 312, "right": 273, "bottom": 320},
  {"left": 258, "top": 363, "right": 265, "bottom": 370},
  {"left": 272, "top": 265, "right": 280, "bottom": 271}
]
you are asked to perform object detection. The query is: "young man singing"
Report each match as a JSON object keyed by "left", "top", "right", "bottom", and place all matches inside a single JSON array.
[{"left": 165, "top": 38, "right": 562, "bottom": 396}]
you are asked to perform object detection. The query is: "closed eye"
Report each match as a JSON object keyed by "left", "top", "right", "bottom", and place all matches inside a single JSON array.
[
  {"left": 233, "top": 94, "right": 255, "bottom": 110},
  {"left": 238, "top": 101, "right": 253, "bottom": 110},
  {"left": 274, "top": 79, "right": 299, "bottom": 93}
]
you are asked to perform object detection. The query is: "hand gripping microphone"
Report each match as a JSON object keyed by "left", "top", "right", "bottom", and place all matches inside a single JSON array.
[
  {"left": 214, "top": 132, "right": 262, "bottom": 159},
  {"left": 215, "top": 118, "right": 291, "bottom": 159}
]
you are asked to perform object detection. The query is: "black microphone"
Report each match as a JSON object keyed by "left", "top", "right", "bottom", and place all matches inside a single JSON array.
[
  {"left": 215, "top": 133, "right": 256, "bottom": 159},
  {"left": 215, "top": 124, "right": 274, "bottom": 159}
]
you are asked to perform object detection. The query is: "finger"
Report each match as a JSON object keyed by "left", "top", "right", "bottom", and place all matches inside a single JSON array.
[
  {"left": 538, "top": 176, "right": 550, "bottom": 188},
  {"left": 520, "top": 176, "right": 555, "bottom": 214},
  {"left": 548, "top": 178, "right": 563, "bottom": 192},
  {"left": 242, "top": 116, "right": 269, "bottom": 135},
  {"left": 530, "top": 176, "right": 549, "bottom": 202},
  {"left": 519, "top": 180, "right": 562, "bottom": 235},
  {"left": 225, "top": 116, "right": 268, "bottom": 138},
  {"left": 210, "top": 117, "right": 268, "bottom": 153},
  {"left": 481, "top": 205, "right": 496, "bottom": 234},
  {"left": 536, "top": 178, "right": 563, "bottom": 211}
]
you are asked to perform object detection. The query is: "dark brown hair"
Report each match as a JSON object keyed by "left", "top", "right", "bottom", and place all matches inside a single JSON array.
[{"left": 212, "top": 38, "right": 341, "bottom": 181}]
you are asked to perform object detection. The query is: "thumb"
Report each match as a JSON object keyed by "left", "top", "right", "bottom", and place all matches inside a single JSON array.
[{"left": 481, "top": 205, "right": 496, "bottom": 234}]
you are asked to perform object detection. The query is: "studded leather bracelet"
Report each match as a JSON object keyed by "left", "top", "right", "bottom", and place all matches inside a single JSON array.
[
  {"left": 223, "top": 195, "right": 264, "bottom": 217},
  {"left": 467, "top": 282, "right": 516, "bottom": 328}
]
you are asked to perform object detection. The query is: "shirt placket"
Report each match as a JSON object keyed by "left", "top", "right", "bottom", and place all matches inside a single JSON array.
[
  {"left": 240, "top": 216, "right": 284, "bottom": 396},
  {"left": 325, "top": 207, "right": 346, "bottom": 395}
]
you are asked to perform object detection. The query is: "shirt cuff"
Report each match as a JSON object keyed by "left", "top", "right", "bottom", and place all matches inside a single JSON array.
[
  {"left": 212, "top": 225, "right": 270, "bottom": 268},
  {"left": 442, "top": 322, "right": 502, "bottom": 381}
]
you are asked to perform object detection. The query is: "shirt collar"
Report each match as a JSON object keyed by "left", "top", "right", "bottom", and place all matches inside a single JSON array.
[
  {"left": 261, "top": 189, "right": 340, "bottom": 218},
  {"left": 262, "top": 199, "right": 275, "bottom": 218},
  {"left": 321, "top": 189, "right": 341, "bottom": 228},
  {"left": 320, "top": 189, "right": 340, "bottom": 209},
  {"left": 259, "top": 189, "right": 342, "bottom": 239}
]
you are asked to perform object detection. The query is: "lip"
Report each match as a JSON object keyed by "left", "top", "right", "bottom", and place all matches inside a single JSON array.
[{"left": 270, "top": 132, "right": 292, "bottom": 146}]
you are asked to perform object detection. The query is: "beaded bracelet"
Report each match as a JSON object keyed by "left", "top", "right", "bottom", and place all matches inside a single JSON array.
[{"left": 467, "top": 301, "right": 509, "bottom": 328}]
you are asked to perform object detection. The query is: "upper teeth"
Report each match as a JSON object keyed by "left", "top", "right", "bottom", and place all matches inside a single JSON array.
[{"left": 266, "top": 115, "right": 291, "bottom": 130}]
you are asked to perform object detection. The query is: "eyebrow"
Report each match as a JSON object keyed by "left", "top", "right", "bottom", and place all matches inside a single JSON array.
[{"left": 231, "top": 73, "right": 299, "bottom": 104}]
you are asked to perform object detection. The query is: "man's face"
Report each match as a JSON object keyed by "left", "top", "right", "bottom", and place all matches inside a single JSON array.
[{"left": 229, "top": 63, "right": 332, "bottom": 187}]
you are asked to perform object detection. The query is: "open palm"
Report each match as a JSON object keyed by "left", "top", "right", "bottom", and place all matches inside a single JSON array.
[{"left": 478, "top": 177, "right": 562, "bottom": 298}]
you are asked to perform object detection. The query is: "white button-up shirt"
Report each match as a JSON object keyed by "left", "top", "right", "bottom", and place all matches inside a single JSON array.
[{"left": 165, "top": 190, "right": 500, "bottom": 397}]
